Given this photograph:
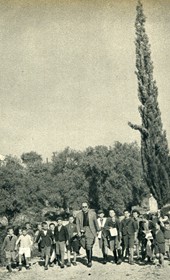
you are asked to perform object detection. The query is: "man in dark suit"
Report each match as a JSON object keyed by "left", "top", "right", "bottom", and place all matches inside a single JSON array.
[
  {"left": 54, "top": 217, "right": 69, "bottom": 268},
  {"left": 120, "top": 210, "right": 138, "bottom": 265},
  {"left": 35, "top": 222, "right": 54, "bottom": 270},
  {"left": 76, "top": 202, "right": 99, "bottom": 267}
]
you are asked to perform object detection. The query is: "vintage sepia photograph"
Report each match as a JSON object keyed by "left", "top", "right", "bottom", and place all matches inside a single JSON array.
[{"left": 0, "top": 0, "right": 170, "bottom": 279}]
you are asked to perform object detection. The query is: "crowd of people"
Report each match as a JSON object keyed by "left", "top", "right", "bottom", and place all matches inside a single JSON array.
[{"left": 1, "top": 202, "right": 170, "bottom": 273}]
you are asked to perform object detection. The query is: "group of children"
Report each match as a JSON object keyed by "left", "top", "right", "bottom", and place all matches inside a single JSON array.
[
  {"left": 1, "top": 216, "right": 80, "bottom": 272},
  {"left": 97, "top": 209, "right": 170, "bottom": 268},
  {"left": 1, "top": 209, "right": 170, "bottom": 273}
]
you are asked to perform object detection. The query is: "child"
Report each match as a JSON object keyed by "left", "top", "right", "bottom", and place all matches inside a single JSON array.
[
  {"left": 35, "top": 222, "right": 54, "bottom": 270},
  {"left": 1, "top": 227, "right": 17, "bottom": 272},
  {"left": 54, "top": 217, "right": 69, "bottom": 268},
  {"left": 153, "top": 222, "right": 165, "bottom": 267},
  {"left": 66, "top": 215, "right": 79, "bottom": 266},
  {"left": 18, "top": 228, "right": 23, "bottom": 236},
  {"left": 97, "top": 210, "right": 108, "bottom": 264},
  {"left": 16, "top": 227, "right": 33, "bottom": 271},
  {"left": 105, "top": 209, "right": 122, "bottom": 265},
  {"left": 25, "top": 223, "right": 35, "bottom": 241},
  {"left": 25, "top": 223, "right": 34, "bottom": 265},
  {"left": 132, "top": 210, "right": 140, "bottom": 260},
  {"left": 138, "top": 214, "right": 154, "bottom": 263},
  {"left": 49, "top": 223, "right": 56, "bottom": 267},
  {"left": 160, "top": 219, "right": 170, "bottom": 265},
  {"left": 144, "top": 228, "right": 154, "bottom": 263},
  {"left": 34, "top": 224, "right": 42, "bottom": 258},
  {"left": 120, "top": 209, "right": 138, "bottom": 265}
]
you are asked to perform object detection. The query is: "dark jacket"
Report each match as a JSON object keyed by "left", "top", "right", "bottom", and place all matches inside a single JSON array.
[
  {"left": 104, "top": 217, "right": 120, "bottom": 238},
  {"left": 36, "top": 230, "right": 53, "bottom": 247},
  {"left": 54, "top": 225, "right": 69, "bottom": 242},
  {"left": 138, "top": 220, "right": 155, "bottom": 241},
  {"left": 66, "top": 223, "right": 78, "bottom": 241},
  {"left": 154, "top": 230, "right": 165, "bottom": 245},
  {"left": 120, "top": 218, "right": 138, "bottom": 236}
]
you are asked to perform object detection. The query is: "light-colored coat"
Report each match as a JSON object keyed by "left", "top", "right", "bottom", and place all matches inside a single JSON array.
[{"left": 76, "top": 210, "right": 100, "bottom": 237}]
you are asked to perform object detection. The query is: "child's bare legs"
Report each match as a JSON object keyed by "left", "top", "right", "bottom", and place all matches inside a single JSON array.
[
  {"left": 18, "top": 255, "right": 22, "bottom": 266},
  {"left": 73, "top": 252, "right": 77, "bottom": 263},
  {"left": 18, "top": 254, "right": 22, "bottom": 270},
  {"left": 155, "top": 253, "right": 164, "bottom": 267}
]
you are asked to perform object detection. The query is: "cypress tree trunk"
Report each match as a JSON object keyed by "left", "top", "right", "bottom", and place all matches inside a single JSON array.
[{"left": 128, "top": 1, "right": 170, "bottom": 207}]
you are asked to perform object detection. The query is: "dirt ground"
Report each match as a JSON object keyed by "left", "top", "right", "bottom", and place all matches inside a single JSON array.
[{"left": 0, "top": 241, "right": 170, "bottom": 280}]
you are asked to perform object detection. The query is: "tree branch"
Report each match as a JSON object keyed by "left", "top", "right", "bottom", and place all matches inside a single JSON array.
[{"left": 128, "top": 122, "right": 149, "bottom": 136}]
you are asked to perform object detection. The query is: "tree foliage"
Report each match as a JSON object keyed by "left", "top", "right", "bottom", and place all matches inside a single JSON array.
[
  {"left": 0, "top": 142, "right": 149, "bottom": 222},
  {"left": 128, "top": 1, "right": 170, "bottom": 206},
  {"left": 21, "top": 151, "right": 42, "bottom": 166}
]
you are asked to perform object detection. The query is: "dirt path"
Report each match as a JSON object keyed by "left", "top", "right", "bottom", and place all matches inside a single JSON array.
[{"left": 0, "top": 241, "right": 170, "bottom": 280}]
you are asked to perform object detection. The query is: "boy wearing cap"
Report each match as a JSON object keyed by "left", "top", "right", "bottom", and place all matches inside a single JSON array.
[
  {"left": 54, "top": 217, "right": 69, "bottom": 268},
  {"left": 97, "top": 210, "right": 108, "bottom": 264},
  {"left": 66, "top": 215, "right": 79, "bottom": 266},
  {"left": 2, "top": 227, "right": 17, "bottom": 272},
  {"left": 35, "top": 222, "right": 54, "bottom": 270}
]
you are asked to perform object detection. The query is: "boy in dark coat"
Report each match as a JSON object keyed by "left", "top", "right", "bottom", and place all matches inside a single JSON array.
[
  {"left": 35, "top": 222, "right": 54, "bottom": 270},
  {"left": 153, "top": 222, "right": 165, "bottom": 267},
  {"left": 54, "top": 217, "right": 69, "bottom": 268},
  {"left": 138, "top": 214, "right": 155, "bottom": 263},
  {"left": 120, "top": 210, "right": 138, "bottom": 265},
  {"left": 66, "top": 215, "right": 79, "bottom": 266},
  {"left": 104, "top": 209, "right": 122, "bottom": 265},
  {"left": 49, "top": 223, "right": 56, "bottom": 267}
]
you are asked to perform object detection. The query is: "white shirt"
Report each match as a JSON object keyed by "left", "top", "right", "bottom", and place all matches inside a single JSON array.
[{"left": 16, "top": 234, "right": 33, "bottom": 248}]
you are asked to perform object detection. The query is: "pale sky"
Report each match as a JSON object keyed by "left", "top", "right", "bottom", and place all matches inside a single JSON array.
[{"left": 0, "top": 0, "right": 170, "bottom": 160}]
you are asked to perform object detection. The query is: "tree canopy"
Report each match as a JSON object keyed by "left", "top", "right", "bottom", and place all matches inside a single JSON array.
[{"left": 0, "top": 142, "right": 149, "bottom": 223}]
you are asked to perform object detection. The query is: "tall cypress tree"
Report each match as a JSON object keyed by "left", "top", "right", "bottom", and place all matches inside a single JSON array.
[{"left": 128, "top": 0, "right": 170, "bottom": 207}]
